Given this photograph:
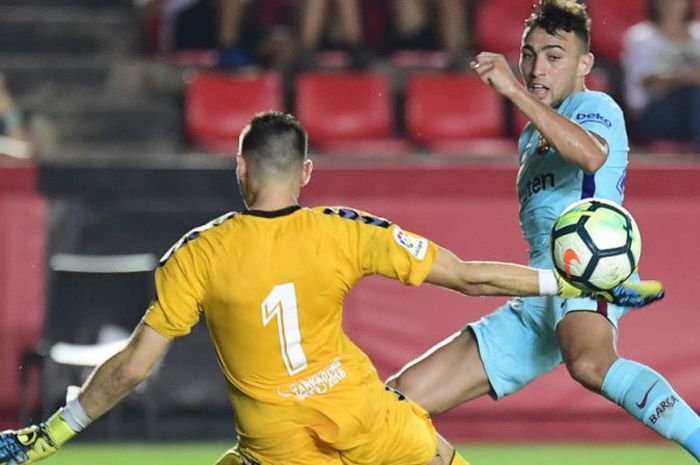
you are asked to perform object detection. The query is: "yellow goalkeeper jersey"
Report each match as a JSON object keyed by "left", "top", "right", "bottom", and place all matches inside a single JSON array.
[{"left": 143, "top": 205, "right": 437, "bottom": 452}]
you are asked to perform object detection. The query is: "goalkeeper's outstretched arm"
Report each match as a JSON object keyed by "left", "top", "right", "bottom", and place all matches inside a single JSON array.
[
  {"left": 424, "top": 246, "right": 665, "bottom": 308},
  {"left": 0, "top": 322, "right": 171, "bottom": 465},
  {"left": 78, "top": 322, "right": 170, "bottom": 420}
]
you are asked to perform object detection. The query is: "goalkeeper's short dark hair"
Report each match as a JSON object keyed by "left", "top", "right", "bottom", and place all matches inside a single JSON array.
[{"left": 240, "top": 111, "right": 309, "bottom": 175}]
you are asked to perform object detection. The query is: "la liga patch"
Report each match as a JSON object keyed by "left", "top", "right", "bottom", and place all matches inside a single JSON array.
[{"left": 393, "top": 227, "right": 428, "bottom": 260}]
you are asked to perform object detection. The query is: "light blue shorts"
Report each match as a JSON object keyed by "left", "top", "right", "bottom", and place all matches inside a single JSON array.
[{"left": 468, "top": 294, "right": 630, "bottom": 399}]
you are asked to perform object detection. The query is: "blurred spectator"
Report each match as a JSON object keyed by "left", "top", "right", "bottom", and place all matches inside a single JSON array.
[
  {"left": 217, "top": 0, "right": 297, "bottom": 71},
  {"left": 297, "top": 0, "right": 371, "bottom": 70},
  {"left": 136, "top": 0, "right": 297, "bottom": 72},
  {"left": 135, "top": 0, "right": 211, "bottom": 52},
  {"left": 622, "top": 0, "right": 700, "bottom": 149},
  {"left": 0, "top": 73, "right": 32, "bottom": 159},
  {"left": 389, "top": 0, "right": 470, "bottom": 69}
]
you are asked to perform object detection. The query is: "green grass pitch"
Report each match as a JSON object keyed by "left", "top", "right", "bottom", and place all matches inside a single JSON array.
[{"left": 38, "top": 442, "right": 695, "bottom": 465}]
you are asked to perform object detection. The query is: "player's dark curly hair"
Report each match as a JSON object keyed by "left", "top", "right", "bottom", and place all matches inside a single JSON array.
[
  {"left": 525, "top": 0, "right": 591, "bottom": 52},
  {"left": 240, "top": 111, "right": 308, "bottom": 174}
]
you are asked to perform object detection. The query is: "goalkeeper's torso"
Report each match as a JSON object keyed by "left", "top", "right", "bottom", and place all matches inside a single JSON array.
[{"left": 143, "top": 205, "right": 435, "bottom": 440}]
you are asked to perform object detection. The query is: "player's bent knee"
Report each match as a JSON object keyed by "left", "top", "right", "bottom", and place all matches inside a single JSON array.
[{"left": 565, "top": 356, "right": 612, "bottom": 392}]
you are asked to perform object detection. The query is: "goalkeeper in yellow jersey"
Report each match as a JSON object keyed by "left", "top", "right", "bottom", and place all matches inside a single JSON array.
[{"left": 0, "top": 111, "right": 663, "bottom": 465}]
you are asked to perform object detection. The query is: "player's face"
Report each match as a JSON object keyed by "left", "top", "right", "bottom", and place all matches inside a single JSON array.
[{"left": 519, "top": 27, "right": 591, "bottom": 108}]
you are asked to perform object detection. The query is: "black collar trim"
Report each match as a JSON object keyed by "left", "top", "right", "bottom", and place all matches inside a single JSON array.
[{"left": 243, "top": 205, "right": 301, "bottom": 218}]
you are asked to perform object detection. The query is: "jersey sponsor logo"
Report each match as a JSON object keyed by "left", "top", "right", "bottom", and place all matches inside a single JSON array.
[
  {"left": 576, "top": 112, "right": 612, "bottom": 128},
  {"left": 563, "top": 248, "right": 580, "bottom": 278},
  {"left": 518, "top": 172, "right": 556, "bottom": 203},
  {"left": 323, "top": 207, "right": 391, "bottom": 228},
  {"left": 649, "top": 395, "right": 679, "bottom": 424},
  {"left": 393, "top": 226, "right": 428, "bottom": 260},
  {"left": 277, "top": 357, "right": 346, "bottom": 400}
]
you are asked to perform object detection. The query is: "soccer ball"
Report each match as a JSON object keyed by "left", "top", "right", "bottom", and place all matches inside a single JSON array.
[{"left": 550, "top": 198, "right": 642, "bottom": 292}]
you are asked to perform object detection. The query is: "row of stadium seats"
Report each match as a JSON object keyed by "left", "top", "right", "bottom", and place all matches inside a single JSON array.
[{"left": 186, "top": 70, "right": 609, "bottom": 156}]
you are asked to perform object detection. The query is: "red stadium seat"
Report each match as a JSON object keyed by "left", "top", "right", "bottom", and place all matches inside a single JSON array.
[
  {"left": 295, "top": 72, "right": 410, "bottom": 155},
  {"left": 588, "top": 0, "right": 646, "bottom": 62},
  {"left": 185, "top": 72, "right": 284, "bottom": 154},
  {"left": 474, "top": 0, "right": 534, "bottom": 61},
  {"left": 405, "top": 73, "right": 514, "bottom": 155}
]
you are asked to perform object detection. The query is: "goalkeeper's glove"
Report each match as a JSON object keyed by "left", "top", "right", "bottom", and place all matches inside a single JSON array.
[
  {"left": 556, "top": 272, "right": 665, "bottom": 308},
  {"left": 0, "top": 411, "right": 76, "bottom": 464}
]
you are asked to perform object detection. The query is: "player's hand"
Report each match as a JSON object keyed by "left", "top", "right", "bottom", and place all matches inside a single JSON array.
[
  {"left": 470, "top": 52, "right": 521, "bottom": 97},
  {"left": 0, "top": 426, "right": 57, "bottom": 465},
  {"left": 0, "top": 412, "right": 76, "bottom": 464},
  {"left": 555, "top": 270, "right": 665, "bottom": 308},
  {"left": 555, "top": 271, "right": 585, "bottom": 299},
  {"left": 594, "top": 280, "right": 665, "bottom": 308}
]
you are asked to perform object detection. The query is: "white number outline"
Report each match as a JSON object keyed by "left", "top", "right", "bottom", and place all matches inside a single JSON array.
[{"left": 261, "top": 283, "right": 308, "bottom": 376}]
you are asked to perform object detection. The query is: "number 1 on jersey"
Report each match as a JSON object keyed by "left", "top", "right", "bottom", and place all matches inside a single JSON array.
[{"left": 261, "top": 283, "right": 308, "bottom": 376}]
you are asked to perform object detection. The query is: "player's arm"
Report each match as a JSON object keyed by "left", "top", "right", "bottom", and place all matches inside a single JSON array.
[
  {"left": 0, "top": 322, "right": 171, "bottom": 465},
  {"left": 471, "top": 52, "right": 607, "bottom": 174},
  {"left": 424, "top": 246, "right": 664, "bottom": 307},
  {"left": 78, "top": 321, "right": 171, "bottom": 419},
  {"left": 424, "top": 246, "right": 542, "bottom": 296}
]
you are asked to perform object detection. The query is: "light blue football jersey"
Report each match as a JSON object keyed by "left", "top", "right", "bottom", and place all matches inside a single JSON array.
[
  {"left": 516, "top": 90, "right": 629, "bottom": 268},
  {"left": 468, "top": 91, "right": 631, "bottom": 399}
]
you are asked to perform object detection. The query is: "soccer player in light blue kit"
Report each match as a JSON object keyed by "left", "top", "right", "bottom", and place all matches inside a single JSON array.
[{"left": 387, "top": 0, "right": 700, "bottom": 460}]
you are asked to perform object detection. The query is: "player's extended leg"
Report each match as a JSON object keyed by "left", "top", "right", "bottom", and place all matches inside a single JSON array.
[
  {"left": 428, "top": 433, "right": 470, "bottom": 465},
  {"left": 386, "top": 329, "right": 491, "bottom": 415},
  {"left": 558, "top": 311, "right": 700, "bottom": 460}
]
